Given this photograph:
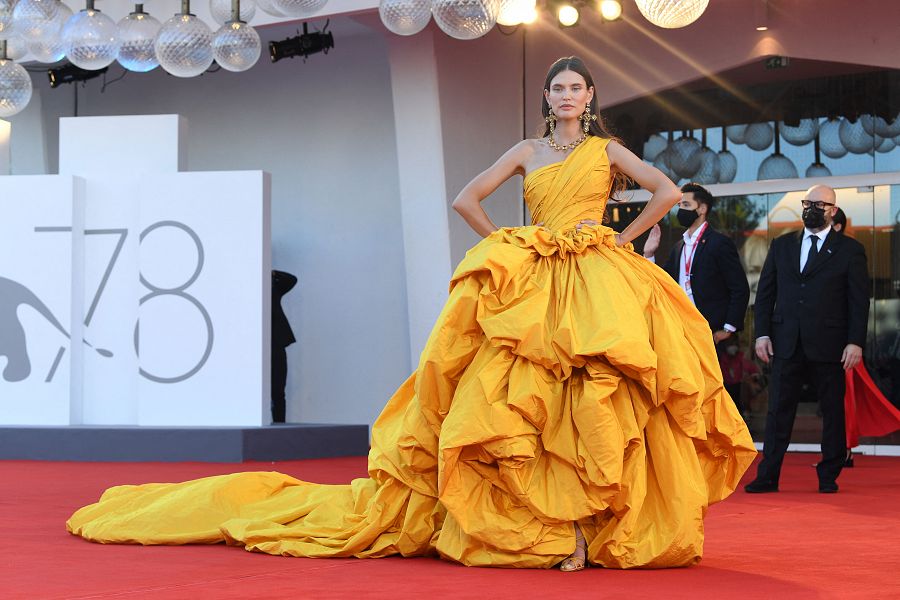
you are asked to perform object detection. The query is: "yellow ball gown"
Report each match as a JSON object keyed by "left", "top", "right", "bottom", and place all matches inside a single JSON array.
[{"left": 67, "top": 136, "right": 756, "bottom": 569}]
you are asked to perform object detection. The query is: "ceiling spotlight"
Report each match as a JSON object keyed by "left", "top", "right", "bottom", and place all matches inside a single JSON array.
[
  {"left": 557, "top": 4, "right": 579, "bottom": 26},
  {"left": 48, "top": 62, "right": 106, "bottom": 88},
  {"left": 599, "top": 0, "right": 622, "bottom": 21},
  {"left": 755, "top": 0, "right": 768, "bottom": 30},
  {"left": 269, "top": 21, "right": 333, "bottom": 63}
]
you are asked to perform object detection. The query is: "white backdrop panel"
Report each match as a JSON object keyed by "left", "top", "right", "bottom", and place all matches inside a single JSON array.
[{"left": 0, "top": 175, "right": 84, "bottom": 425}]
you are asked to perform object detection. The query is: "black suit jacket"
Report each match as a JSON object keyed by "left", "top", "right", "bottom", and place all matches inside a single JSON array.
[
  {"left": 663, "top": 226, "right": 750, "bottom": 332},
  {"left": 272, "top": 270, "right": 297, "bottom": 348},
  {"left": 754, "top": 229, "right": 869, "bottom": 362}
]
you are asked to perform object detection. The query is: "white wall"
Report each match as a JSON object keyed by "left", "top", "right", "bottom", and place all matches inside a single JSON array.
[{"left": 8, "top": 18, "right": 411, "bottom": 427}]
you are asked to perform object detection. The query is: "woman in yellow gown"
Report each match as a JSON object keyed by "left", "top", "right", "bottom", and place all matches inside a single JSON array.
[{"left": 67, "top": 57, "right": 755, "bottom": 571}]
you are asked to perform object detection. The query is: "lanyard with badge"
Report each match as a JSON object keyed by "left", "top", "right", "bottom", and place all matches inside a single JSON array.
[{"left": 683, "top": 222, "right": 708, "bottom": 293}]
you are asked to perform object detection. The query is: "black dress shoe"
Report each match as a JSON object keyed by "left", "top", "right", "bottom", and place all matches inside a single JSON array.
[
  {"left": 818, "top": 482, "right": 839, "bottom": 494},
  {"left": 744, "top": 480, "right": 779, "bottom": 493}
]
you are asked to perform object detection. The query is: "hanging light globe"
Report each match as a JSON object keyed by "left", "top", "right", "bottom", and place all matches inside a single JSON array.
[
  {"left": 0, "top": 55, "right": 32, "bottom": 117},
  {"left": 117, "top": 7, "right": 161, "bottom": 72},
  {"left": 28, "top": 1, "right": 71, "bottom": 63},
  {"left": 744, "top": 122, "right": 774, "bottom": 151},
  {"left": 272, "top": 0, "right": 328, "bottom": 17},
  {"left": 860, "top": 114, "right": 885, "bottom": 138},
  {"left": 880, "top": 112, "right": 900, "bottom": 138},
  {"left": 875, "top": 136, "right": 896, "bottom": 154},
  {"left": 693, "top": 147, "right": 719, "bottom": 184},
  {"left": 379, "top": 0, "right": 432, "bottom": 35},
  {"left": 716, "top": 150, "right": 737, "bottom": 183},
  {"left": 725, "top": 124, "right": 747, "bottom": 145},
  {"left": 668, "top": 135, "right": 701, "bottom": 179},
  {"left": 819, "top": 119, "right": 847, "bottom": 159},
  {"left": 11, "top": 0, "right": 60, "bottom": 43},
  {"left": 805, "top": 162, "right": 831, "bottom": 178},
  {"left": 0, "top": 0, "right": 18, "bottom": 40},
  {"left": 496, "top": 0, "right": 535, "bottom": 25},
  {"left": 212, "top": 20, "right": 260, "bottom": 72},
  {"left": 780, "top": 118, "right": 818, "bottom": 146},
  {"left": 4, "top": 35, "right": 29, "bottom": 59},
  {"left": 642, "top": 133, "right": 667, "bottom": 162},
  {"left": 210, "top": 0, "right": 257, "bottom": 24},
  {"left": 62, "top": 6, "right": 120, "bottom": 70},
  {"left": 653, "top": 148, "right": 677, "bottom": 181},
  {"left": 838, "top": 117, "right": 874, "bottom": 154},
  {"left": 155, "top": 12, "right": 214, "bottom": 78},
  {"left": 432, "top": 0, "right": 500, "bottom": 40},
  {"left": 256, "top": 0, "right": 286, "bottom": 15},
  {"left": 634, "top": 0, "right": 708, "bottom": 29},
  {"left": 758, "top": 153, "right": 798, "bottom": 180}
]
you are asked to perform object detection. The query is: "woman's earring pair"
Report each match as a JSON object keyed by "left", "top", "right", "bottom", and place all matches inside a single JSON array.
[
  {"left": 581, "top": 104, "right": 597, "bottom": 133},
  {"left": 545, "top": 109, "right": 557, "bottom": 135}
]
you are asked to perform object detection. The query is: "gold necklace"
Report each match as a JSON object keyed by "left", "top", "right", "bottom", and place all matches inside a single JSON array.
[{"left": 547, "top": 131, "right": 587, "bottom": 152}]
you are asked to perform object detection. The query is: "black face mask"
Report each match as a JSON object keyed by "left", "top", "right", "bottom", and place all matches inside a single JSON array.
[
  {"left": 677, "top": 208, "right": 699, "bottom": 228},
  {"left": 802, "top": 207, "right": 826, "bottom": 230}
]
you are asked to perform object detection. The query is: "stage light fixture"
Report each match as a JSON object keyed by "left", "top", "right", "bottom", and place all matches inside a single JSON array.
[
  {"left": 269, "top": 21, "right": 333, "bottom": 63},
  {"left": 598, "top": 0, "right": 621, "bottom": 21},
  {"left": 47, "top": 61, "right": 106, "bottom": 88},
  {"left": 755, "top": 0, "right": 768, "bottom": 30},
  {"left": 557, "top": 4, "right": 578, "bottom": 26}
]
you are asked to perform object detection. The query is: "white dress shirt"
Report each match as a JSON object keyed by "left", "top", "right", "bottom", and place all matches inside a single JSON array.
[
  {"left": 800, "top": 226, "right": 831, "bottom": 272},
  {"left": 678, "top": 223, "right": 736, "bottom": 333}
]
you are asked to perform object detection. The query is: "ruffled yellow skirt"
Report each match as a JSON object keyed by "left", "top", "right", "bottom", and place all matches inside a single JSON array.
[{"left": 68, "top": 225, "right": 756, "bottom": 569}]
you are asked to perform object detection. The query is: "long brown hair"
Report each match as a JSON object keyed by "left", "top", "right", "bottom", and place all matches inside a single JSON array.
[{"left": 539, "top": 56, "right": 631, "bottom": 199}]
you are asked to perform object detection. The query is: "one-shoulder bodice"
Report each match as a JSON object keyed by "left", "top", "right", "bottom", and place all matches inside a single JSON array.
[{"left": 523, "top": 136, "right": 612, "bottom": 233}]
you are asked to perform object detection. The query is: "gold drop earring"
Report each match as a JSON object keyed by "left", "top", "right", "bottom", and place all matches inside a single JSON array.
[
  {"left": 546, "top": 107, "right": 557, "bottom": 136},
  {"left": 581, "top": 103, "right": 597, "bottom": 133}
]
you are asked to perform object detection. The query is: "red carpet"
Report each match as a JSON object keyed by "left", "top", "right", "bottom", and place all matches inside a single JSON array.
[{"left": 2, "top": 453, "right": 899, "bottom": 599}]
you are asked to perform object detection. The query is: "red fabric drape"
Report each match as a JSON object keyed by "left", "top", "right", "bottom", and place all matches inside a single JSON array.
[{"left": 845, "top": 363, "right": 900, "bottom": 448}]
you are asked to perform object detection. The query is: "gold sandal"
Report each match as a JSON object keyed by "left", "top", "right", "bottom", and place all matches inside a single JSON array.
[{"left": 559, "top": 525, "right": 587, "bottom": 572}]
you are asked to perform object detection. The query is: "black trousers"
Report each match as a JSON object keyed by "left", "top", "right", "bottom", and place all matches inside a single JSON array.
[
  {"left": 724, "top": 382, "right": 745, "bottom": 414},
  {"left": 755, "top": 338, "right": 846, "bottom": 485},
  {"left": 271, "top": 347, "right": 287, "bottom": 423}
]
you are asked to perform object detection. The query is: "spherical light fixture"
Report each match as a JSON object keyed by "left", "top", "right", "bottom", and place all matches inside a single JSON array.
[
  {"left": 717, "top": 150, "right": 737, "bottom": 183},
  {"left": 779, "top": 118, "right": 818, "bottom": 146},
  {"left": 668, "top": 134, "right": 701, "bottom": 179},
  {"left": 155, "top": 4, "right": 214, "bottom": 78},
  {"left": 379, "top": 0, "right": 432, "bottom": 35},
  {"left": 0, "top": 0, "right": 16, "bottom": 40},
  {"left": 210, "top": 0, "right": 256, "bottom": 24},
  {"left": 117, "top": 5, "right": 161, "bottom": 72},
  {"left": 725, "top": 124, "right": 746, "bottom": 145},
  {"left": 557, "top": 4, "right": 579, "bottom": 26},
  {"left": 496, "top": 0, "right": 536, "bottom": 26},
  {"left": 758, "top": 153, "right": 798, "bottom": 180},
  {"left": 11, "top": 0, "right": 60, "bottom": 43},
  {"left": 599, "top": 0, "right": 622, "bottom": 21},
  {"left": 28, "top": 1, "right": 71, "bottom": 63},
  {"left": 744, "top": 122, "right": 774, "bottom": 151},
  {"left": 805, "top": 162, "right": 831, "bottom": 178},
  {"left": 432, "top": 0, "right": 500, "bottom": 40},
  {"left": 61, "top": 1, "right": 120, "bottom": 70},
  {"left": 520, "top": 3, "right": 537, "bottom": 22},
  {"left": 642, "top": 133, "right": 667, "bottom": 162},
  {"left": 256, "top": 0, "right": 286, "bottom": 15},
  {"left": 634, "top": 0, "right": 708, "bottom": 29},
  {"left": 875, "top": 136, "right": 896, "bottom": 154},
  {"left": 693, "top": 147, "right": 719, "bottom": 184},
  {"left": 272, "top": 0, "right": 328, "bottom": 17},
  {"left": 653, "top": 147, "right": 677, "bottom": 181},
  {"left": 819, "top": 119, "right": 847, "bottom": 159},
  {"left": 0, "top": 42, "right": 33, "bottom": 117},
  {"left": 838, "top": 117, "right": 874, "bottom": 154},
  {"left": 212, "top": 20, "right": 261, "bottom": 72}
]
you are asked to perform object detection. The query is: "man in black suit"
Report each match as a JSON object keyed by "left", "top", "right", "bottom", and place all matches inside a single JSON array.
[
  {"left": 745, "top": 185, "right": 869, "bottom": 494},
  {"left": 272, "top": 270, "right": 298, "bottom": 423},
  {"left": 644, "top": 184, "right": 750, "bottom": 390}
]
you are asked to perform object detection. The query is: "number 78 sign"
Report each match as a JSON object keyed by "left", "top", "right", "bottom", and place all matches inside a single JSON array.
[{"left": 0, "top": 116, "right": 271, "bottom": 427}]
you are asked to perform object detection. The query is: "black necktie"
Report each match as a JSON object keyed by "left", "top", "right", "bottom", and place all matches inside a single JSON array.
[{"left": 803, "top": 235, "right": 819, "bottom": 274}]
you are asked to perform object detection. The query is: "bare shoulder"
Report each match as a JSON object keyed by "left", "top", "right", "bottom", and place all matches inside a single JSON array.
[{"left": 605, "top": 139, "right": 630, "bottom": 164}]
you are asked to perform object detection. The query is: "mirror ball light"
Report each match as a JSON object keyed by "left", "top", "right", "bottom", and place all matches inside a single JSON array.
[
  {"left": 155, "top": 13, "right": 214, "bottom": 78},
  {"left": 117, "top": 9, "right": 161, "bottom": 72},
  {"left": 0, "top": 56, "right": 33, "bottom": 117},
  {"left": 61, "top": 7, "right": 120, "bottom": 70},
  {"left": 28, "top": 1, "right": 71, "bottom": 63},
  {"left": 634, "top": 0, "right": 708, "bottom": 29},
  {"left": 432, "top": 0, "right": 500, "bottom": 40},
  {"left": 379, "top": 0, "right": 432, "bottom": 35},
  {"left": 212, "top": 20, "right": 261, "bottom": 72}
]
